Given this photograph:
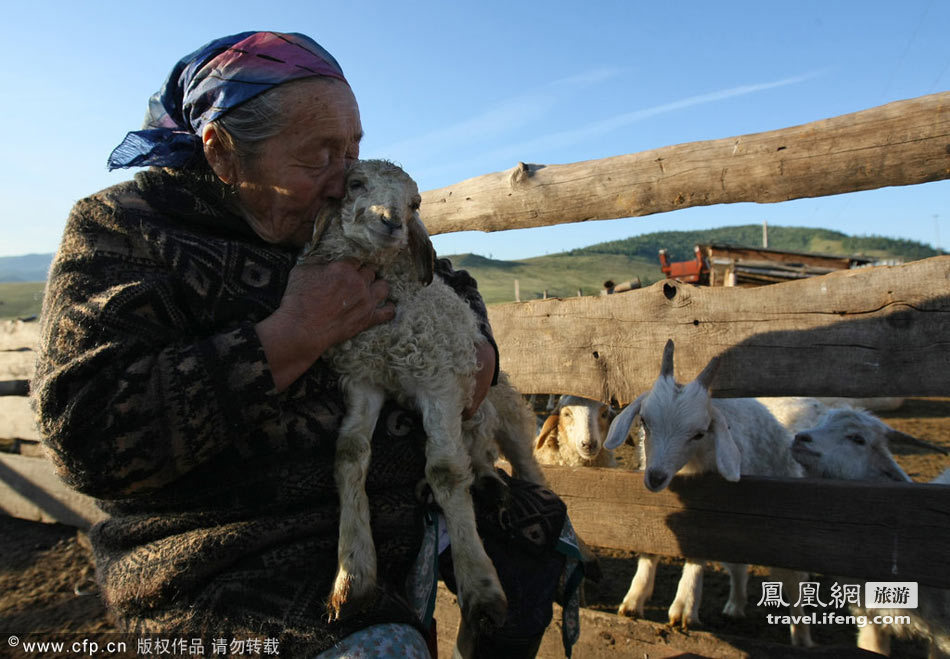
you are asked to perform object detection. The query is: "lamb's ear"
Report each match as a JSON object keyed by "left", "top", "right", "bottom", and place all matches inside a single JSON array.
[
  {"left": 885, "top": 428, "right": 950, "bottom": 455},
  {"left": 709, "top": 406, "right": 741, "bottom": 481},
  {"left": 660, "top": 339, "right": 675, "bottom": 378},
  {"left": 696, "top": 355, "right": 721, "bottom": 390},
  {"left": 304, "top": 199, "right": 340, "bottom": 255},
  {"left": 870, "top": 444, "right": 912, "bottom": 482},
  {"left": 605, "top": 393, "right": 645, "bottom": 450},
  {"left": 536, "top": 414, "right": 560, "bottom": 450},
  {"left": 408, "top": 215, "right": 435, "bottom": 286}
]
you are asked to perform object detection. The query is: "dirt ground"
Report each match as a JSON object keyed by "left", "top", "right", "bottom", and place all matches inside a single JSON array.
[{"left": 2, "top": 398, "right": 948, "bottom": 658}]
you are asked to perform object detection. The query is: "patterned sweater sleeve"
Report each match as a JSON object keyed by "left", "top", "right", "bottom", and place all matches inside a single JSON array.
[
  {"left": 31, "top": 191, "right": 285, "bottom": 499},
  {"left": 434, "top": 257, "right": 500, "bottom": 385}
]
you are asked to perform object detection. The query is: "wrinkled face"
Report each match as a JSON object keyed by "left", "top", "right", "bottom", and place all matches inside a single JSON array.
[
  {"left": 791, "top": 409, "right": 907, "bottom": 482},
  {"left": 225, "top": 79, "right": 363, "bottom": 248},
  {"left": 639, "top": 376, "right": 714, "bottom": 492},
  {"left": 558, "top": 397, "right": 611, "bottom": 460},
  {"left": 339, "top": 160, "right": 421, "bottom": 253}
]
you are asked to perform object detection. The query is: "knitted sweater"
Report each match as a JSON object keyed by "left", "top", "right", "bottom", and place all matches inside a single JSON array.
[{"left": 31, "top": 167, "right": 497, "bottom": 654}]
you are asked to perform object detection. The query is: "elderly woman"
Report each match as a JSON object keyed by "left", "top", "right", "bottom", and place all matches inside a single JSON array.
[{"left": 32, "top": 31, "right": 579, "bottom": 658}]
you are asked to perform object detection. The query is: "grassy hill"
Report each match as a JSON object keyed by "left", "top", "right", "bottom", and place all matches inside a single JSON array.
[
  {"left": 0, "top": 282, "right": 45, "bottom": 321},
  {"left": 451, "top": 225, "right": 944, "bottom": 305},
  {"left": 1, "top": 225, "right": 942, "bottom": 318}
]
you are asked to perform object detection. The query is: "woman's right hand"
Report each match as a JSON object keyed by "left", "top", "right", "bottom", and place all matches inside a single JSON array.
[{"left": 255, "top": 259, "right": 394, "bottom": 391}]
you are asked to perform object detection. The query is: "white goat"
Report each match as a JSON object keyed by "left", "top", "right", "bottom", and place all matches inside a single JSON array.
[
  {"left": 791, "top": 407, "right": 950, "bottom": 657},
  {"left": 604, "top": 339, "right": 813, "bottom": 647},
  {"left": 535, "top": 395, "right": 617, "bottom": 468},
  {"left": 300, "top": 159, "right": 545, "bottom": 627}
]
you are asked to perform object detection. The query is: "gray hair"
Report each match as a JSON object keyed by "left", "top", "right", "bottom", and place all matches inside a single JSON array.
[{"left": 211, "top": 77, "right": 340, "bottom": 163}]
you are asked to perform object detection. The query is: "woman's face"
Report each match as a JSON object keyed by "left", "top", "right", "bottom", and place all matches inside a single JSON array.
[{"left": 217, "top": 78, "right": 363, "bottom": 248}]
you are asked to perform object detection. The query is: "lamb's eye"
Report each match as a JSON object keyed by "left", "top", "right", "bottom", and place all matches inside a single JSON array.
[
  {"left": 847, "top": 434, "right": 866, "bottom": 445},
  {"left": 562, "top": 409, "right": 572, "bottom": 418},
  {"left": 690, "top": 431, "right": 705, "bottom": 441},
  {"left": 348, "top": 179, "right": 365, "bottom": 192}
]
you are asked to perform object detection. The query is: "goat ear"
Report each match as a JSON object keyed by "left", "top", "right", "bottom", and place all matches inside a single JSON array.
[
  {"left": 696, "top": 355, "right": 720, "bottom": 390},
  {"left": 605, "top": 393, "right": 645, "bottom": 450},
  {"left": 536, "top": 414, "right": 559, "bottom": 449},
  {"left": 304, "top": 199, "right": 340, "bottom": 256},
  {"left": 885, "top": 428, "right": 949, "bottom": 455},
  {"left": 709, "top": 406, "right": 741, "bottom": 481},
  {"left": 660, "top": 339, "right": 675, "bottom": 378},
  {"left": 408, "top": 215, "right": 435, "bottom": 286},
  {"left": 870, "top": 444, "right": 912, "bottom": 482}
]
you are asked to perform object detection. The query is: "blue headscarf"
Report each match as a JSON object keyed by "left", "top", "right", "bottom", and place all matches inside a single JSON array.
[{"left": 108, "top": 31, "right": 348, "bottom": 170}]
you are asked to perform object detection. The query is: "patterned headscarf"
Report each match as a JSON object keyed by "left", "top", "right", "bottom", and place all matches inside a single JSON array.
[{"left": 108, "top": 31, "right": 348, "bottom": 170}]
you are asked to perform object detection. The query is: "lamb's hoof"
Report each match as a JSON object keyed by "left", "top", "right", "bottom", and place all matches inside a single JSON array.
[
  {"left": 326, "top": 571, "right": 376, "bottom": 622},
  {"left": 668, "top": 611, "right": 698, "bottom": 632},
  {"left": 617, "top": 601, "right": 643, "bottom": 619},
  {"left": 461, "top": 588, "right": 508, "bottom": 633}
]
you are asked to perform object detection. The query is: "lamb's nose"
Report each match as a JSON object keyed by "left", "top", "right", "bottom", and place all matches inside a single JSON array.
[
  {"left": 381, "top": 217, "right": 401, "bottom": 232},
  {"left": 646, "top": 468, "right": 668, "bottom": 491}
]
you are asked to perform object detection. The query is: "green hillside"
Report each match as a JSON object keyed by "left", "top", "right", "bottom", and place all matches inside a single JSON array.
[
  {"left": 1, "top": 225, "right": 942, "bottom": 317},
  {"left": 454, "top": 225, "right": 945, "bottom": 305},
  {"left": 0, "top": 282, "right": 45, "bottom": 321}
]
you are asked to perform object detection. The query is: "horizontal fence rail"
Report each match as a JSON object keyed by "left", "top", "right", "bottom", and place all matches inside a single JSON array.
[
  {"left": 488, "top": 256, "right": 950, "bottom": 403},
  {"left": 420, "top": 92, "right": 950, "bottom": 235}
]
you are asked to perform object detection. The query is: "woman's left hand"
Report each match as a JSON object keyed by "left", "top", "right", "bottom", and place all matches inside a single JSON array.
[{"left": 463, "top": 340, "right": 496, "bottom": 420}]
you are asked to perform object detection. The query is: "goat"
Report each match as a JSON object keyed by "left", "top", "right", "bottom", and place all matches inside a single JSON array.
[
  {"left": 605, "top": 339, "right": 813, "bottom": 647},
  {"left": 535, "top": 395, "right": 617, "bottom": 468},
  {"left": 792, "top": 407, "right": 950, "bottom": 657},
  {"left": 300, "top": 159, "right": 544, "bottom": 628}
]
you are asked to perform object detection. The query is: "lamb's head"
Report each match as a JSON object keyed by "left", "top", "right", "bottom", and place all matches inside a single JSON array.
[
  {"left": 791, "top": 408, "right": 912, "bottom": 482},
  {"left": 536, "top": 395, "right": 611, "bottom": 462},
  {"left": 310, "top": 159, "right": 434, "bottom": 283},
  {"left": 605, "top": 339, "right": 740, "bottom": 491}
]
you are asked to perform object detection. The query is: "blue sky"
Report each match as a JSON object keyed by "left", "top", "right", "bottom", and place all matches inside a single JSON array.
[{"left": 2, "top": 1, "right": 947, "bottom": 259}]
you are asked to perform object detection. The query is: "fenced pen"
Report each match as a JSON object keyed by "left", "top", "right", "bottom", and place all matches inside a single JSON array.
[{"left": 2, "top": 91, "right": 949, "bottom": 657}]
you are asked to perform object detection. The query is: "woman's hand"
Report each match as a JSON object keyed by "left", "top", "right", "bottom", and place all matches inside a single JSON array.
[
  {"left": 463, "top": 340, "right": 496, "bottom": 420},
  {"left": 256, "top": 259, "right": 394, "bottom": 391}
]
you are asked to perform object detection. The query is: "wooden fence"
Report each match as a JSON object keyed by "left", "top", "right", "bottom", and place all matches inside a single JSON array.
[{"left": 3, "top": 91, "right": 950, "bottom": 657}]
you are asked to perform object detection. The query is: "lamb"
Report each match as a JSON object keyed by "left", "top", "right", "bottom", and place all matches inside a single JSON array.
[
  {"left": 791, "top": 407, "right": 950, "bottom": 657},
  {"left": 299, "top": 159, "right": 545, "bottom": 627},
  {"left": 534, "top": 395, "right": 618, "bottom": 468},
  {"left": 604, "top": 339, "right": 813, "bottom": 647}
]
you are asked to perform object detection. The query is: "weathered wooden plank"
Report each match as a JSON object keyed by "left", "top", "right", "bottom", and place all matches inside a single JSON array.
[
  {"left": 433, "top": 586, "right": 876, "bottom": 658},
  {"left": 0, "top": 453, "right": 106, "bottom": 529},
  {"left": 420, "top": 92, "right": 950, "bottom": 235},
  {"left": 0, "top": 320, "right": 40, "bottom": 350},
  {"left": 488, "top": 256, "right": 950, "bottom": 401},
  {"left": 0, "top": 396, "right": 40, "bottom": 440},
  {"left": 543, "top": 465, "right": 950, "bottom": 589},
  {"left": 0, "top": 349, "right": 36, "bottom": 380}
]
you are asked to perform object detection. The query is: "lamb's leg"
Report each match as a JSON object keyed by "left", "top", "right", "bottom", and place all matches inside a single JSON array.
[
  {"left": 328, "top": 385, "right": 385, "bottom": 621},
  {"left": 462, "top": 404, "right": 508, "bottom": 503},
  {"left": 771, "top": 567, "right": 815, "bottom": 647},
  {"left": 721, "top": 561, "right": 749, "bottom": 618},
  {"left": 618, "top": 554, "right": 660, "bottom": 618},
  {"left": 669, "top": 560, "right": 704, "bottom": 629},
  {"left": 419, "top": 394, "right": 507, "bottom": 631}
]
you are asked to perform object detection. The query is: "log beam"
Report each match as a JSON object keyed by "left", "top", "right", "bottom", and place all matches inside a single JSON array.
[
  {"left": 488, "top": 256, "right": 950, "bottom": 402},
  {"left": 421, "top": 92, "right": 950, "bottom": 234}
]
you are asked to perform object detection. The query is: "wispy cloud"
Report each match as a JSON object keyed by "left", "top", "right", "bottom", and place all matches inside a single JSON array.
[
  {"left": 410, "top": 70, "right": 824, "bottom": 185},
  {"left": 372, "top": 67, "right": 624, "bottom": 161},
  {"left": 459, "top": 71, "right": 824, "bottom": 167}
]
